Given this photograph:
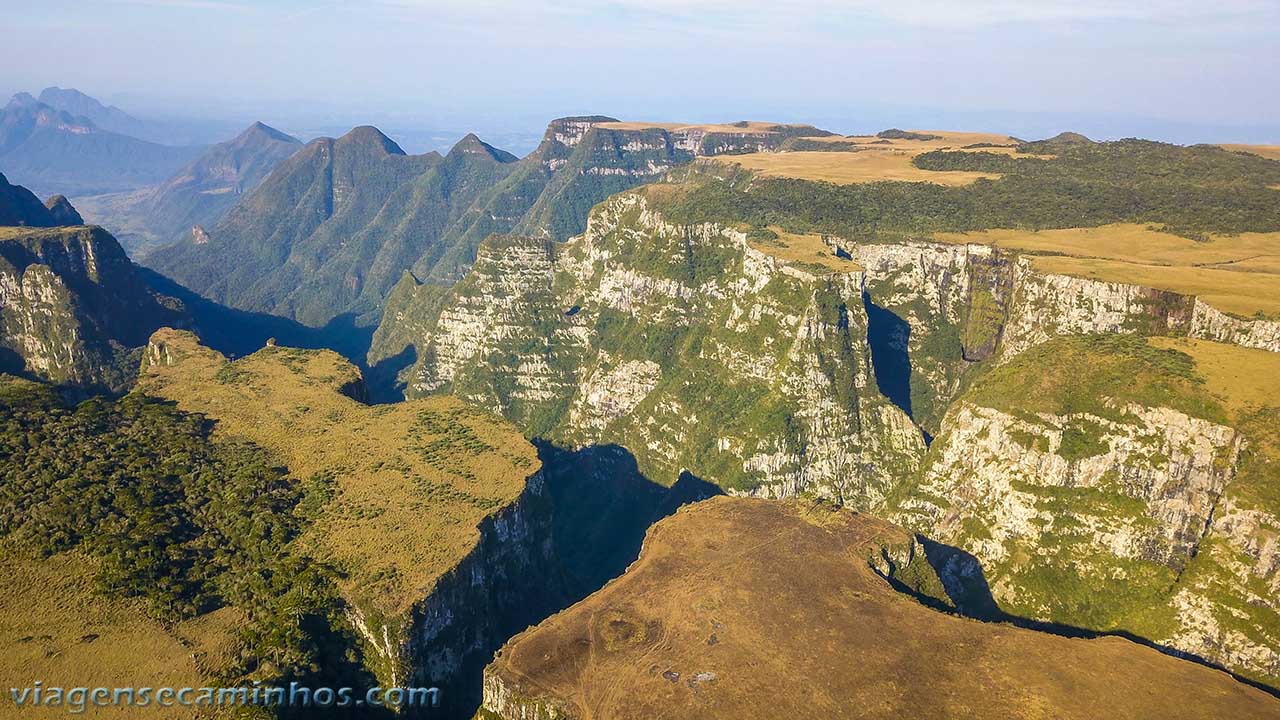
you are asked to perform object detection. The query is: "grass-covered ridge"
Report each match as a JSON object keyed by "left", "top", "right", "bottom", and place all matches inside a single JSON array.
[
  {"left": 136, "top": 329, "right": 539, "bottom": 618},
  {"left": 480, "top": 497, "right": 1280, "bottom": 719}
]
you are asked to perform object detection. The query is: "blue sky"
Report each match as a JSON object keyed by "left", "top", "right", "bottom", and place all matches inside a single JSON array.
[{"left": 2, "top": 0, "right": 1278, "bottom": 151}]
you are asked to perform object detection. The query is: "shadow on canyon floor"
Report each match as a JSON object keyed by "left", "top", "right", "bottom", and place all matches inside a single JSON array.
[
  {"left": 435, "top": 442, "right": 722, "bottom": 719},
  {"left": 537, "top": 441, "right": 723, "bottom": 597},
  {"left": 862, "top": 290, "right": 934, "bottom": 444}
]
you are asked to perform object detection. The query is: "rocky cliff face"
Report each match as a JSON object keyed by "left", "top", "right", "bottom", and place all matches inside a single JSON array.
[
  {"left": 835, "top": 237, "right": 1280, "bottom": 436},
  {"left": 377, "top": 191, "right": 923, "bottom": 506},
  {"left": 371, "top": 171, "right": 1280, "bottom": 692},
  {"left": 0, "top": 225, "right": 184, "bottom": 390},
  {"left": 378, "top": 184, "right": 1280, "bottom": 502},
  {"left": 345, "top": 472, "right": 565, "bottom": 715},
  {"left": 888, "top": 335, "right": 1280, "bottom": 688},
  {"left": 139, "top": 329, "right": 575, "bottom": 716}
]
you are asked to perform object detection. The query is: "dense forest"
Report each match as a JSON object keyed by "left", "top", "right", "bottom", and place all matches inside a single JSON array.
[{"left": 0, "top": 377, "right": 350, "bottom": 684}]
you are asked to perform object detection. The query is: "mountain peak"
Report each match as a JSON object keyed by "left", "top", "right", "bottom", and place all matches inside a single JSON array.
[
  {"left": 44, "top": 195, "right": 84, "bottom": 226},
  {"left": 6, "top": 92, "right": 39, "bottom": 110},
  {"left": 337, "top": 125, "right": 405, "bottom": 155},
  {"left": 449, "top": 133, "right": 518, "bottom": 163},
  {"left": 38, "top": 87, "right": 101, "bottom": 107},
  {"left": 1045, "top": 131, "right": 1094, "bottom": 145},
  {"left": 238, "top": 121, "right": 300, "bottom": 145}
]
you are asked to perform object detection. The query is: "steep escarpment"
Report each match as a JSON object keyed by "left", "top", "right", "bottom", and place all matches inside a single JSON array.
[
  {"left": 376, "top": 190, "right": 923, "bottom": 506},
  {"left": 0, "top": 225, "right": 185, "bottom": 391},
  {"left": 478, "top": 497, "right": 1279, "bottom": 720},
  {"left": 497, "top": 118, "right": 830, "bottom": 244},
  {"left": 137, "top": 330, "right": 568, "bottom": 713},
  {"left": 838, "top": 238, "right": 1280, "bottom": 436},
  {"left": 374, "top": 176, "right": 1280, "bottom": 500},
  {"left": 888, "top": 334, "right": 1280, "bottom": 689}
]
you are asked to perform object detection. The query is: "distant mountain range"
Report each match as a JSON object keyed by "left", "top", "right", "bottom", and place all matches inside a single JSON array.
[
  {"left": 35, "top": 87, "right": 150, "bottom": 140},
  {"left": 145, "top": 116, "right": 830, "bottom": 327},
  {"left": 0, "top": 91, "right": 202, "bottom": 197}
]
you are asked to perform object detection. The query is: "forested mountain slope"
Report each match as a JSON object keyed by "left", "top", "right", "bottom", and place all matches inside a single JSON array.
[{"left": 147, "top": 117, "right": 830, "bottom": 328}]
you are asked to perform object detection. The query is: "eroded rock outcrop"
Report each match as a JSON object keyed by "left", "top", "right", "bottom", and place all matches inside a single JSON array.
[
  {"left": 889, "top": 335, "right": 1280, "bottom": 688},
  {"left": 378, "top": 192, "right": 923, "bottom": 506},
  {"left": 1, "top": 225, "right": 184, "bottom": 390}
]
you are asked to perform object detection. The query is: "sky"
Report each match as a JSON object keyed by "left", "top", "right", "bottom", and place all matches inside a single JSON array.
[{"left": 2, "top": 0, "right": 1278, "bottom": 153}]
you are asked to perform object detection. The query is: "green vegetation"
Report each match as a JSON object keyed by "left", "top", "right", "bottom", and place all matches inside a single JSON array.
[
  {"left": 963, "top": 334, "right": 1226, "bottom": 424},
  {"left": 84, "top": 122, "right": 302, "bottom": 257},
  {"left": 665, "top": 139, "right": 1280, "bottom": 239},
  {"left": 877, "top": 129, "right": 944, "bottom": 141},
  {"left": 0, "top": 376, "right": 337, "bottom": 681},
  {"left": 0, "top": 225, "right": 186, "bottom": 392},
  {"left": 1058, "top": 416, "right": 1111, "bottom": 462},
  {"left": 139, "top": 329, "right": 537, "bottom": 620}
]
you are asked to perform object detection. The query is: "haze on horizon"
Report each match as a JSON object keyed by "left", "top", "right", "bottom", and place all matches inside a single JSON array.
[{"left": 3, "top": 0, "right": 1278, "bottom": 153}]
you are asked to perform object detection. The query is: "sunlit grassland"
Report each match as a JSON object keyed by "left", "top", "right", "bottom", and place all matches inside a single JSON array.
[
  {"left": 0, "top": 226, "right": 90, "bottom": 241},
  {"left": 594, "top": 120, "right": 809, "bottom": 133},
  {"left": 710, "top": 150, "right": 998, "bottom": 186},
  {"left": 137, "top": 329, "right": 538, "bottom": 617},
  {"left": 1033, "top": 256, "right": 1280, "bottom": 317},
  {"left": 933, "top": 224, "right": 1280, "bottom": 318},
  {"left": 0, "top": 547, "right": 240, "bottom": 717},
  {"left": 708, "top": 130, "right": 1051, "bottom": 187},
  {"left": 1219, "top": 144, "right": 1280, "bottom": 161},
  {"left": 1146, "top": 337, "right": 1280, "bottom": 418},
  {"left": 1147, "top": 336, "right": 1280, "bottom": 511},
  {"left": 748, "top": 226, "right": 862, "bottom": 274}
]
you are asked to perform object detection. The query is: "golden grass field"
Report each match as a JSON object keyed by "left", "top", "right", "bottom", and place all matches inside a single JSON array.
[
  {"left": 1147, "top": 337, "right": 1280, "bottom": 418},
  {"left": 1032, "top": 258, "right": 1280, "bottom": 318},
  {"left": 1145, "top": 337, "right": 1279, "bottom": 510},
  {"left": 934, "top": 224, "right": 1280, "bottom": 318},
  {"left": 748, "top": 226, "right": 863, "bottom": 274},
  {"left": 485, "top": 497, "right": 1279, "bottom": 719},
  {"left": 1219, "top": 144, "right": 1280, "bottom": 161},
  {"left": 0, "top": 547, "right": 239, "bottom": 717},
  {"left": 710, "top": 130, "right": 1047, "bottom": 186},
  {"left": 137, "top": 329, "right": 539, "bottom": 617}
]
